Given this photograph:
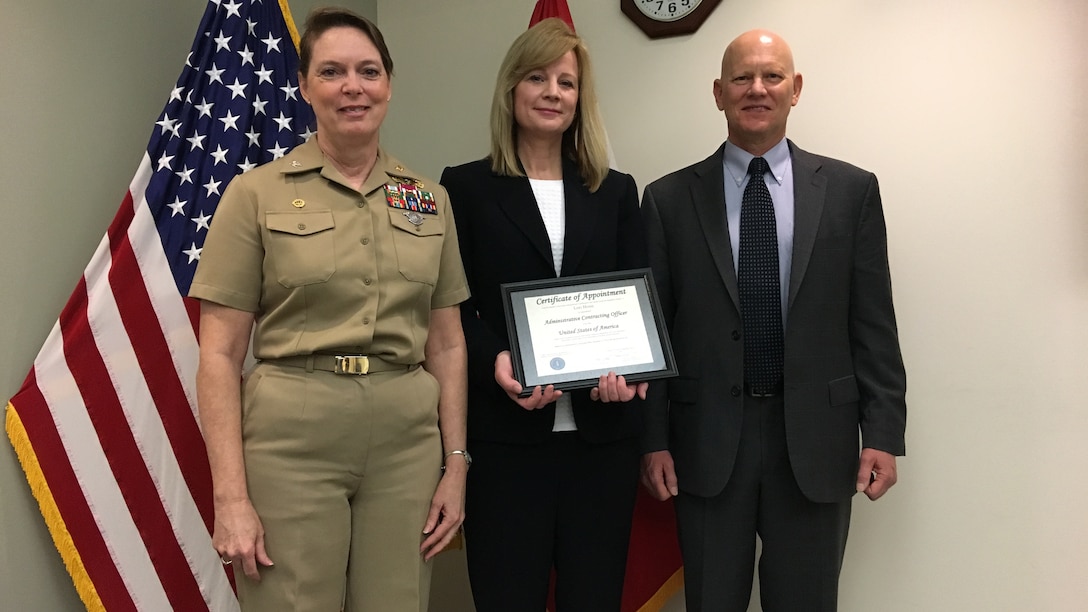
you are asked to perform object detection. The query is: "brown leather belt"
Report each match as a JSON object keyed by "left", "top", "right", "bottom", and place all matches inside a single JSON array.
[{"left": 262, "top": 354, "right": 414, "bottom": 375}]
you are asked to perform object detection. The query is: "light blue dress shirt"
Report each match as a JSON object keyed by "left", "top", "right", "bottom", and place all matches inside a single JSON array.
[{"left": 722, "top": 138, "right": 794, "bottom": 325}]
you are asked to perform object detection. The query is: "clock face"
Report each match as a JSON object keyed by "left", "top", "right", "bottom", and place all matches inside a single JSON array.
[
  {"left": 621, "top": 0, "right": 721, "bottom": 39},
  {"left": 633, "top": 0, "right": 703, "bottom": 22}
]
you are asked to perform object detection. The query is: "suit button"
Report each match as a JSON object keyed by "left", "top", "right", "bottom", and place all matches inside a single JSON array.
[
  {"left": 731, "top": 330, "right": 741, "bottom": 341},
  {"left": 731, "top": 385, "right": 741, "bottom": 397}
]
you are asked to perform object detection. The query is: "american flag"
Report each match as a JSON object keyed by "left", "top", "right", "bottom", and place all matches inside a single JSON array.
[{"left": 4, "top": 1, "right": 313, "bottom": 609}]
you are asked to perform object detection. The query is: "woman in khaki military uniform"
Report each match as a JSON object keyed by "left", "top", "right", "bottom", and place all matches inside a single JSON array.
[{"left": 189, "top": 8, "right": 469, "bottom": 611}]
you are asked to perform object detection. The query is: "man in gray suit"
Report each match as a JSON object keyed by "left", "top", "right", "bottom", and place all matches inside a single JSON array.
[{"left": 639, "top": 29, "right": 907, "bottom": 611}]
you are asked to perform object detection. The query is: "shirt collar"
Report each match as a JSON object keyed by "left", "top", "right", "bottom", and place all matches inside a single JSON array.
[
  {"left": 280, "top": 139, "right": 422, "bottom": 196},
  {"left": 279, "top": 138, "right": 324, "bottom": 174},
  {"left": 723, "top": 138, "right": 790, "bottom": 187}
]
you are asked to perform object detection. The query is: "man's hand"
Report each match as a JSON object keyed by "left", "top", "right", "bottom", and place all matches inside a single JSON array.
[
  {"left": 856, "top": 448, "right": 898, "bottom": 501},
  {"left": 641, "top": 450, "right": 679, "bottom": 500}
]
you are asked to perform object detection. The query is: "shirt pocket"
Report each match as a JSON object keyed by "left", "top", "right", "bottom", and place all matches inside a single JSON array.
[
  {"left": 388, "top": 209, "right": 444, "bottom": 285},
  {"left": 265, "top": 210, "right": 336, "bottom": 287}
]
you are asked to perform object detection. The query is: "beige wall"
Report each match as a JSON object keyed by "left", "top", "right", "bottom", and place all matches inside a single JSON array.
[
  {"left": 3, "top": 0, "right": 1086, "bottom": 610},
  {"left": 378, "top": 1, "right": 1087, "bottom": 611}
]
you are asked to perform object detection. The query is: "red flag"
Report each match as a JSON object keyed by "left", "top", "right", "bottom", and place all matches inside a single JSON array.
[
  {"left": 4, "top": 1, "right": 313, "bottom": 609},
  {"left": 555, "top": 488, "right": 683, "bottom": 611},
  {"left": 621, "top": 489, "right": 684, "bottom": 611},
  {"left": 529, "top": 0, "right": 575, "bottom": 30},
  {"left": 525, "top": 2, "right": 683, "bottom": 611}
]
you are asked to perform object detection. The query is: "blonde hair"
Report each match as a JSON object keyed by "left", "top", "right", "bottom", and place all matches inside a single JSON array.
[{"left": 489, "top": 18, "right": 610, "bottom": 192}]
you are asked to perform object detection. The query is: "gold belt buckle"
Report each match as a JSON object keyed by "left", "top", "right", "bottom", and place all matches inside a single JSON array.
[{"left": 334, "top": 355, "right": 370, "bottom": 375}]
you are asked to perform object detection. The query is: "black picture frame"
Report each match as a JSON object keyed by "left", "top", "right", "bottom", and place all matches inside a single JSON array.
[{"left": 500, "top": 268, "right": 677, "bottom": 396}]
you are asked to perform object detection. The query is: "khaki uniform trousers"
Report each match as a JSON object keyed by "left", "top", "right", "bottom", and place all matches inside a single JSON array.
[{"left": 236, "top": 361, "right": 442, "bottom": 611}]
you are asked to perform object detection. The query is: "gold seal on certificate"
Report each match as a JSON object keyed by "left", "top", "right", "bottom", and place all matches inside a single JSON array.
[{"left": 500, "top": 269, "right": 677, "bottom": 396}]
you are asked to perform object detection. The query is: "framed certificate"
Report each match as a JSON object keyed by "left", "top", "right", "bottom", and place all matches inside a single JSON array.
[{"left": 500, "top": 268, "right": 677, "bottom": 396}]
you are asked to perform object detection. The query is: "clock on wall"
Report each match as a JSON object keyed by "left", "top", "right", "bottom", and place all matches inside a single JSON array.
[{"left": 621, "top": 0, "right": 723, "bottom": 39}]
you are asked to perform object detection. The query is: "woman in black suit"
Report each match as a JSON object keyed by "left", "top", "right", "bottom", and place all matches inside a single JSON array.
[{"left": 440, "top": 18, "right": 648, "bottom": 612}]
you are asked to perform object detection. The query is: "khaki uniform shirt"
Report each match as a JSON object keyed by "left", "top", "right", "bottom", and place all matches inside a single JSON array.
[{"left": 190, "top": 140, "right": 470, "bottom": 364}]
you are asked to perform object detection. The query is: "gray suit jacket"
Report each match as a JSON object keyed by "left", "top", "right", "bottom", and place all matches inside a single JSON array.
[{"left": 640, "top": 140, "right": 906, "bottom": 503}]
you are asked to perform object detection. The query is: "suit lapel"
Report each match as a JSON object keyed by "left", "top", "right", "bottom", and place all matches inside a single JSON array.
[
  {"left": 559, "top": 158, "right": 598, "bottom": 276},
  {"left": 495, "top": 175, "right": 555, "bottom": 272},
  {"left": 788, "top": 141, "right": 826, "bottom": 311},
  {"left": 692, "top": 145, "right": 741, "bottom": 311}
]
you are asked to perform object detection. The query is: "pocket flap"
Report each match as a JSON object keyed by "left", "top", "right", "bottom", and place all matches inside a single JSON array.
[
  {"left": 828, "top": 375, "right": 859, "bottom": 406},
  {"left": 266, "top": 211, "right": 335, "bottom": 236}
]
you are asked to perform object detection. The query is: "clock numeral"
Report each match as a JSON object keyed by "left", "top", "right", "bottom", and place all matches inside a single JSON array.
[
  {"left": 625, "top": 0, "right": 718, "bottom": 38},
  {"left": 646, "top": 0, "right": 695, "bottom": 16}
]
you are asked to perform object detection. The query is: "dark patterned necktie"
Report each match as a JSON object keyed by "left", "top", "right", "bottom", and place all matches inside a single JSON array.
[{"left": 738, "top": 157, "right": 784, "bottom": 394}]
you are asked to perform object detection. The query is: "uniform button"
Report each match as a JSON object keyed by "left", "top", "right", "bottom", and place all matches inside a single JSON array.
[
  {"left": 357, "top": 201, "right": 365, "bottom": 208},
  {"left": 297, "top": 223, "right": 306, "bottom": 231},
  {"left": 730, "top": 385, "right": 741, "bottom": 397},
  {"left": 362, "top": 317, "right": 371, "bottom": 325},
  {"left": 415, "top": 226, "right": 421, "bottom": 232},
  {"left": 361, "top": 237, "right": 369, "bottom": 245},
  {"left": 364, "top": 278, "right": 372, "bottom": 285},
  {"left": 732, "top": 330, "right": 741, "bottom": 341}
]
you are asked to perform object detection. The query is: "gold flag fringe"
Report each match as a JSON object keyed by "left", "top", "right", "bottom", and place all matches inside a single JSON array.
[
  {"left": 637, "top": 567, "right": 684, "bottom": 612},
  {"left": 5, "top": 403, "right": 106, "bottom": 612},
  {"left": 280, "top": 0, "right": 302, "bottom": 54}
]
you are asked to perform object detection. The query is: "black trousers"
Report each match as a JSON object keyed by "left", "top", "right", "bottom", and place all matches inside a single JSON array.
[
  {"left": 675, "top": 395, "right": 853, "bottom": 612},
  {"left": 464, "top": 433, "right": 639, "bottom": 612}
]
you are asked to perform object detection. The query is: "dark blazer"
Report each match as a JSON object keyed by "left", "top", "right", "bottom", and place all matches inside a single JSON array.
[
  {"left": 640, "top": 141, "right": 907, "bottom": 503},
  {"left": 441, "top": 157, "right": 647, "bottom": 445}
]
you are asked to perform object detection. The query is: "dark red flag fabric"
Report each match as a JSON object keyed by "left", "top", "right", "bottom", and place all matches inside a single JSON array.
[
  {"left": 529, "top": 0, "right": 575, "bottom": 30},
  {"left": 621, "top": 488, "right": 684, "bottom": 611}
]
